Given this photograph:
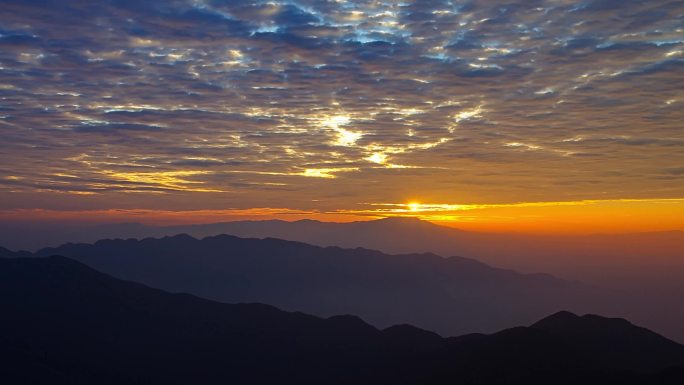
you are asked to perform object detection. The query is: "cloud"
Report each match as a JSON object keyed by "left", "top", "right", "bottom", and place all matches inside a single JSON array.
[
  {"left": 73, "top": 122, "right": 164, "bottom": 132},
  {"left": 0, "top": 0, "right": 682, "bottom": 213}
]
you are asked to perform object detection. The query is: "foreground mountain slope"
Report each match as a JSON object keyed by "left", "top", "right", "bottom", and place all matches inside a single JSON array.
[
  {"left": 34, "top": 234, "right": 595, "bottom": 336},
  {"left": 2, "top": 256, "right": 684, "bottom": 385},
  {"left": 531, "top": 311, "right": 684, "bottom": 372},
  {"left": 0, "top": 256, "right": 403, "bottom": 384}
]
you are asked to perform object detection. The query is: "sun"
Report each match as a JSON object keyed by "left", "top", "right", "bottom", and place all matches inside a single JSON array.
[{"left": 407, "top": 202, "right": 422, "bottom": 212}]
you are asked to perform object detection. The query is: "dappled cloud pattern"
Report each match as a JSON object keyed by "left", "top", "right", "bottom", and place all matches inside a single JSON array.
[{"left": 0, "top": 0, "right": 683, "bottom": 230}]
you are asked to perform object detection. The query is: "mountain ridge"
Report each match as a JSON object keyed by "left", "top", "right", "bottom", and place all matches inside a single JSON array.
[
  {"left": 3, "top": 223, "right": 683, "bottom": 342},
  {"left": 2, "top": 255, "right": 684, "bottom": 385},
  {"left": 26, "top": 232, "right": 593, "bottom": 337}
]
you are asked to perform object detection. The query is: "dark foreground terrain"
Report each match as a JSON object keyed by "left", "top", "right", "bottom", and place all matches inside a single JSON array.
[{"left": 2, "top": 256, "right": 684, "bottom": 385}]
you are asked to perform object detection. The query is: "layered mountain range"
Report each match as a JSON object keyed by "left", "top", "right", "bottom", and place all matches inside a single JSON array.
[
  {"left": 4, "top": 233, "right": 599, "bottom": 337},
  {"left": 6, "top": 217, "right": 680, "bottom": 340},
  {"left": 2, "top": 256, "right": 684, "bottom": 385}
]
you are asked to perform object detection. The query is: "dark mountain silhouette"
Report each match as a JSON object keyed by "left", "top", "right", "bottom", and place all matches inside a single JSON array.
[
  {"left": 531, "top": 311, "right": 684, "bottom": 373},
  {"left": 10, "top": 217, "right": 680, "bottom": 340},
  {"left": 2, "top": 256, "right": 684, "bottom": 385},
  {"left": 0, "top": 245, "right": 31, "bottom": 258},
  {"left": 4, "top": 218, "right": 682, "bottom": 282},
  {"left": 161, "top": 218, "right": 684, "bottom": 283},
  {"left": 5, "top": 217, "right": 683, "bottom": 341},
  {"left": 179, "top": 218, "right": 684, "bottom": 344},
  {"left": 31, "top": 233, "right": 598, "bottom": 337}
]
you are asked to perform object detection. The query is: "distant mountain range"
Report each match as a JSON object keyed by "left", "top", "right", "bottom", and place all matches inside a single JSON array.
[
  {"left": 2, "top": 256, "right": 683, "bottom": 385},
  {"left": 2, "top": 218, "right": 683, "bottom": 341},
  {"left": 3, "top": 218, "right": 682, "bottom": 273},
  {"left": 21, "top": 234, "right": 598, "bottom": 337},
  {"left": 3, "top": 217, "right": 681, "bottom": 284}
]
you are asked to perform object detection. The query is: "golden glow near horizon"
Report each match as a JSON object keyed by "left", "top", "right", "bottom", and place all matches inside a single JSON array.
[
  {"left": 345, "top": 198, "right": 684, "bottom": 233},
  {"left": 1, "top": 198, "right": 683, "bottom": 234},
  {"left": 1, "top": 1, "right": 683, "bottom": 234},
  {"left": 407, "top": 202, "right": 422, "bottom": 212}
]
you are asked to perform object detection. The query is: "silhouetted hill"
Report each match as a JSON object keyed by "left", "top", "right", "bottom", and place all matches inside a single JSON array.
[
  {"left": 0, "top": 246, "right": 30, "bottom": 258},
  {"left": 0, "top": 256, "right": 412, "bottom": 384},
  {"left": 2, "top": 256, "right": 684, "bottom": 385},
  {"left": 532, "top": 311, "right": 684, "bottom": 372},
  {"left": 33, "top": 233, "right": 594, "bottom": 337}
]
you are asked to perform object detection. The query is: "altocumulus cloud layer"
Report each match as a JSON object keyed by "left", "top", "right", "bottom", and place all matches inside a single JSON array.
[{"left": 0, "top": 0, "right": 683, "bottom": 215}]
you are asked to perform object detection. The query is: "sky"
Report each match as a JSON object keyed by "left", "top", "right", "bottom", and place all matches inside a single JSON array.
[{"left": 0, "top": 0, "right": 683, "bottom": 233}]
